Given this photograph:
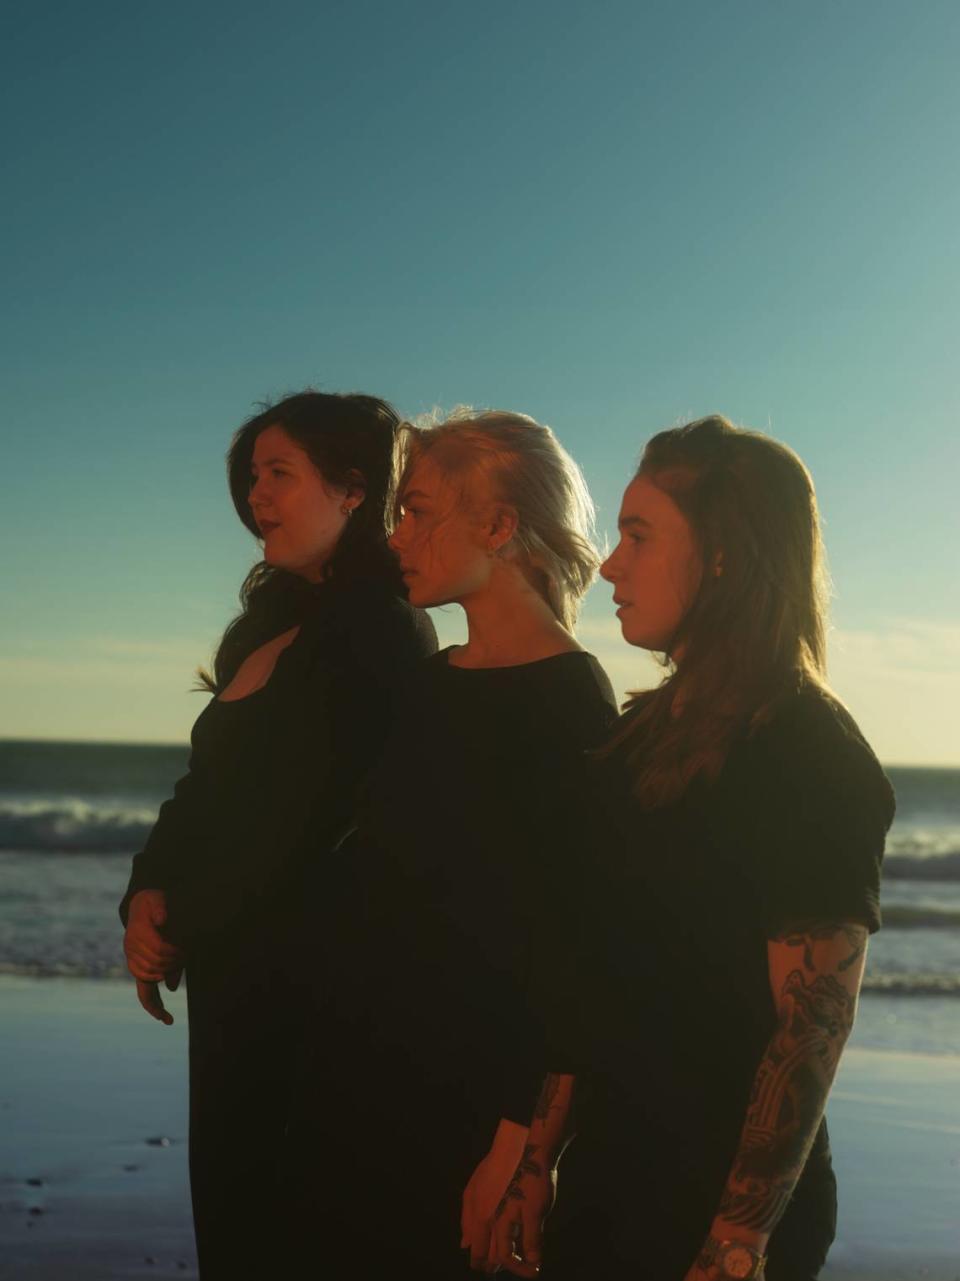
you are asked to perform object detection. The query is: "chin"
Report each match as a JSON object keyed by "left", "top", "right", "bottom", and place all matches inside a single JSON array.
[
  {"left": 406, "top": 578, "right": 456, "bottom": 610},
  {"left": 619, "top": 620, "right": 659, "bottom": 651}
]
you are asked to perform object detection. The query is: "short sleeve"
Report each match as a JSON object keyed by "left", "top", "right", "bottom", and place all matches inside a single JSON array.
[{"left": 741, "top": 690, "right": 895, "bottom": 937}]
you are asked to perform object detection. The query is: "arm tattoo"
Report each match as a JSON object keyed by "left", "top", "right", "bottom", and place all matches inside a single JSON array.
[
  {"left": 776, "top": 921, "right": 866, "bottom": 973},
  {"left": 717, "top": 959, "right": 857, "bottom": 1233},
  {"left": 534, "top": 1072, "right": 562, "bottom": 1122},
  {"left": 495, "top": 1144, "right": 543, "bottom": 1220}
]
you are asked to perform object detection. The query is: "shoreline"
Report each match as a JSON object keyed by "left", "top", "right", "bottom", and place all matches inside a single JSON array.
[{"left": 2, "top": 977, "right": 959, "bottom": 1279}]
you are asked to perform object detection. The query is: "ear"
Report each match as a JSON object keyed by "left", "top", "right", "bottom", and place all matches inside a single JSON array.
[
  {"left": 488, "top": 504, "right": 519, "bottom": 554},
  {"left": 342, "top": 469, "right": 367, "bottom": 513}
]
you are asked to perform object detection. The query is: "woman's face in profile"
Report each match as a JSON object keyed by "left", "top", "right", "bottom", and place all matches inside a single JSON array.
[
  {"left": 600, "top": 473, "right": 703, "bottom": 653},
  {"left": 390, "top": 456, "right": 493, "bottom": 609},
  {"left": 248, "top": 424, "right": 352, "bottom": 582}
]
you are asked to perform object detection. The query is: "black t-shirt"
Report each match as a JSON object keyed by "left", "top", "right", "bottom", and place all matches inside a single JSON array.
[
  {"left": 558, "top": 682, "right": 895, "bottom": 1260},
  {"left": 329, "top": 647, "right": 618, "bottom": 1144}
]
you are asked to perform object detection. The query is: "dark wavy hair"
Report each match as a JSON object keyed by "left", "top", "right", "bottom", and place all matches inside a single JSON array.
[
  {"left": 605, "top": 414, "right": 831, "bottom": 808},
  {"left": 198, "top": 390, "right": 404, "bottom": 694}
]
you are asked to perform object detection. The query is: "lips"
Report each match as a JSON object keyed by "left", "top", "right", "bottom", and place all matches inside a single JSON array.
[{"left": 258, "top": 520, "right": 280, "bottom": 536}]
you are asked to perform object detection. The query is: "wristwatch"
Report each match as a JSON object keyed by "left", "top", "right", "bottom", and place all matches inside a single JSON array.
[{"left": 702, "top": 1235, "right": 766, "bottom": 1280}]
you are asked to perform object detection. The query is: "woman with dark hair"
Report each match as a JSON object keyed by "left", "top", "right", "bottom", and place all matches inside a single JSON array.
[
  {"left": 119, "top": 390, "right": 436, "bottom": 1279},
  {"left": 491, "top": 416, "right": 895, "bottom": 1281}
]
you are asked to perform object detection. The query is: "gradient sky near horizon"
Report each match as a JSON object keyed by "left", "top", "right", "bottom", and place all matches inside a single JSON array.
[{"left": 2, "top": 0, "right": 958, "bottom": 765}]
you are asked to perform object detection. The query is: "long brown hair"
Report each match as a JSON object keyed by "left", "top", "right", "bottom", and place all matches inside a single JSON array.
[{"left": 608, "top": 414, "right": 831, "bottom": 807}]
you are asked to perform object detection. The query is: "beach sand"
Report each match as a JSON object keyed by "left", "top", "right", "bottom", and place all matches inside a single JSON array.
[
  {"left": 1, "top": 976, "right": 195, "bottom": 1280},
  {"left": 1, "top": 977, "right": 958, "bottom": 1280}
]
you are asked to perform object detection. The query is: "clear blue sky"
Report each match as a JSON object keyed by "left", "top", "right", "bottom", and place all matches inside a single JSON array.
[{"left": 2, "top": 0, "right": 958, "bottom": 763}]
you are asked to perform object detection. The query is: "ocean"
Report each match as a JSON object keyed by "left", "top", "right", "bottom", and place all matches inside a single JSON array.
[{"left": 1, "top": 740, "right": 959, "bottom": 1055}]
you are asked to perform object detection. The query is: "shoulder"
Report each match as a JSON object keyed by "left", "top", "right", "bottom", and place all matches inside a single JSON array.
[
  {"left": 309, "top": 580, "right": 437, "bottom": 657},
  {"left": 531, "top": 652, "right": 620, "bottom": 747},
  {"left": 746, "top": 682, "right": 896, "bottom": 834}
]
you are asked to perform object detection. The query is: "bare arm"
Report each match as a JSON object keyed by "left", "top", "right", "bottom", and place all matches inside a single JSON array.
[
  {"left": 487, "top": 1072, "right": 575, "bottom": 1276},
  {"left": 688, "top": 921, "right": 868, "bottom": 1278}
]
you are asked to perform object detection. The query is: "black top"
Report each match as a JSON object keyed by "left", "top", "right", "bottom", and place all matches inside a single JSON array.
[
  {"left": 119, "top": 580, "right": 437, "bottom": 948},
  {"left": 561, "top": 683, "right": 895, "bottom": 1235},
  {"left": 330, "top": 647, "right": 618, "bottom": 1139}
]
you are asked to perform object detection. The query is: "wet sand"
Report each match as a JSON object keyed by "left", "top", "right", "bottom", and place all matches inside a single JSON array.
[{"left": 1, "top": 976, "right": 958, "bottom": 1279}]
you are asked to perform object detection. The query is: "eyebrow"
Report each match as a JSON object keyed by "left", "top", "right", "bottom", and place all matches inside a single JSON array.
[
  {"left": 618, "top": 515, "right": 652, "bottom": 530},
  {"left": 251, "top": 455, "right": 296, "bottom": 469},
  {"left": 401, "top": 489, "right": 431, "bottom": 504}
]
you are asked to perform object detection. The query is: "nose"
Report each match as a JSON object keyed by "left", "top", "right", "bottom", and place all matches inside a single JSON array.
[
  {"left": 248, "top": 475, "right": 268, "bottom": 510},
  {"left": 388, "top": 517, "right": 409, "bottom": 553},
  {"left": 599, "top": 550, "right": 618, "bottom": 582}
]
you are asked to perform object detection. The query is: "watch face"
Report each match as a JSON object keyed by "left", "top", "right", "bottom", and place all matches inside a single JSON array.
[{"left": 721, "top": 1245, "right": 755, "bottom": 1279}]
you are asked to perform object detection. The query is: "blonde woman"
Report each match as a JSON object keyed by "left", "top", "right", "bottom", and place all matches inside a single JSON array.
[
  {"left": 491, "top": 417, "right": 895, "bottom": 1281},
  {"left": 307, "top": 410, "right": 617, "bottom": 1278}
]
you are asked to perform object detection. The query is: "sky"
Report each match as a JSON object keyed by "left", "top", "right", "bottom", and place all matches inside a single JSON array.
[{"left": 2, "top": 0, "right": 958, "bottom": 765}]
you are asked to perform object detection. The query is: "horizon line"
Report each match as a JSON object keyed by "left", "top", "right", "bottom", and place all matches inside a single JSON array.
[{"left": 0, "top": 736, "right": 957, "bottom": 773}]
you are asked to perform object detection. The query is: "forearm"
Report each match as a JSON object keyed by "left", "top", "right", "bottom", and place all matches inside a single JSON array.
[
  {"left": 527, "top": 1072, "right": 575, "bottom": 1168},
  {"left": 710, "top": 923, "right": 865, "bottom": 1250},
  {"left": 711, "top": 1025, "right": 849, "bottom": 1248}
]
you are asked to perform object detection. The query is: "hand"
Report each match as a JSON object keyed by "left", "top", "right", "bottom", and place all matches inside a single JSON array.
[
  {"left": 124, "top": 889, "right": 181, "bottom": 982},
  {"left": 461, "top": 1120, "right": 529, "bottom": 1273},
  {"left": 490, "top": 1147, "right": 556, "bottom": 1278},
  {"left": 136, "top": 977, "right": 177, "bottom": 1025}
]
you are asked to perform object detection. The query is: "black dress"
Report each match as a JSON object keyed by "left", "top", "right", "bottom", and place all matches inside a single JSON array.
[
  {"left": 545, "top": 684, "right": 896, "bottom": 1281},
  {"left": 310, "top": 647, "right": 619, "bottom": 1279},
  {"left": 118, "top": 579, "right": 436, "bottom": 1280}
]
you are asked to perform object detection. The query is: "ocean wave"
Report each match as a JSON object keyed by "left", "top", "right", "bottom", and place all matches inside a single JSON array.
[
  {"left": 861, "top": 973, "right": 960, "bottom": 997},
  {"left": 884, "top": 852, "right": 960, "bottom": 881},
  {"left": 886, "top": 827, "right": 960, "bottom": 859},
  {"left": 0, "top": 799, "right": 155, "bottom": 853},
  {"left": 882, "top": 905, "right": 960, "bottom": 928},
  {"left": 3, "top": 797, "right": 960, "bottom": 881},
  {"left": 0, "top": 960, "right": 127, "bottom": 979}
]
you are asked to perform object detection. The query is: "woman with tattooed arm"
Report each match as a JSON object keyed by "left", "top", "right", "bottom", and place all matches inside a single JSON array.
[{"left": 488, "top": 416, "right": 895, "bottom": 1280}]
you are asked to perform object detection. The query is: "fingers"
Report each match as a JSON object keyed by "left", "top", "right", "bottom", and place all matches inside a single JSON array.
[
  {"left": 496, "top": 1202, "right": 542, "bottom": 1278},
  {"left": 485, "top": 1227, "right": 503, "bottom": 1275},
  {"left": 165, "top": 966, "right": 183, "bottom": 992},
  {"left": 136, "top": 979, "right": 174, "bottom": 1026},
  {"left": 123, "top": 921, "right": 181, "bottom": 981},
  {"left": 468, "top": 1216, "right": 493, "bottom": 1272},
  {"left": 124, "top": 945, "right": 178, "bottom": 982},
  {"left": 125, "top": 927, "right": 180, "bottom": 968}
]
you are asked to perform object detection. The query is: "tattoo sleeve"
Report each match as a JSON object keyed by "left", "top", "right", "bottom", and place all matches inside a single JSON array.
[
  {"left": 495, "top": 1143, "right": 544, "bottom": 1219},
  {"left": 715, "top": 921, "right": 868, "bottom": 1237},
  {"left": 534, "top": 1072, "right": 563, "bottom": 1123},
  {"left": 528, "top": 1072, "right": 575, "bottom": 1168}
]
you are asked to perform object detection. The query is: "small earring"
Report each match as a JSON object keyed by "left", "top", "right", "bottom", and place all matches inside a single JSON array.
[{"left": 341, "top": 504, "right": 354, "bottom": 517}]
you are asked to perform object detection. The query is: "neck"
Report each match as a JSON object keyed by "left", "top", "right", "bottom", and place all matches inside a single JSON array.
[{"left": 453, "top": 565, "right": 581, "bottom": 668}]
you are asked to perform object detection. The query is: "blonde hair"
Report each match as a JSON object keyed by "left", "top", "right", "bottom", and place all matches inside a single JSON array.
[
  {"left": 605, "top": 414, "right": 832, "bottom": 808},
  {"left": 395, "top": 408, "right": 599, "bottom": 629}
]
